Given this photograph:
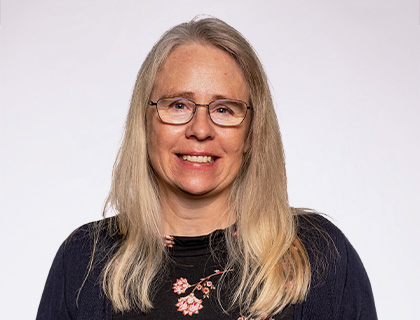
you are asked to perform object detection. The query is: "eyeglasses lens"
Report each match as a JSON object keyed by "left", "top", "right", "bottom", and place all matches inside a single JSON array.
[{"left": 156, "top": 98, "right": 247, "bottom": 126}]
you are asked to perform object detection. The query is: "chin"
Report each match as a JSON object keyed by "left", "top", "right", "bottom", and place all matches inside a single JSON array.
[
  {"left": 176, "top": 183, "right": 219, "bottom": 197},
  {"left": 179, "top": 188, "right": 215, "bottom": 197}
]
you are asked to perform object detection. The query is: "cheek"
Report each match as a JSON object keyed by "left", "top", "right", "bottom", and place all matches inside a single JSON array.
[
  {"left": 146, "top": 116, "right": 184, "bottom": 163},
  {"left": 146, "top": 110, "right": 166, "bottom": 148},
  {"left": 221, "top": 129, "right": 250, "bottom": 154}
]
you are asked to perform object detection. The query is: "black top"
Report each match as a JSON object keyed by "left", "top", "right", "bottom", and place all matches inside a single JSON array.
[
  {"left": 36, "top": 214, "right": 377, "bottom": 320},
  {"left": 113, "top": 229, "right": 294, "bottom": 320}
]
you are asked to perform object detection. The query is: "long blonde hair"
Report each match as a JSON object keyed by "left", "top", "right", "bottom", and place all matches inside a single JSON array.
[{"left": 101, "top": 17, "right": 310, "bottom": 318}]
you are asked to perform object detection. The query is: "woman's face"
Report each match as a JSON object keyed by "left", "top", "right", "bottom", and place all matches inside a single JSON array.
[{"left": 146, "top": 43, "right": 251, "bottom": 199}]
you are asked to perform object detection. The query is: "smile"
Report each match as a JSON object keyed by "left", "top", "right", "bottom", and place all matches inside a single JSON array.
[{"left": 178, "top": 155, "right": 216, "bottom": 163}]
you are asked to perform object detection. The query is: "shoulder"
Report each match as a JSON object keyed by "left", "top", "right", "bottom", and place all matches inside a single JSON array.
[
  {"left": 295, "top": 212, "right": 344, "bottom": 282},
  {"left": 294, "top": 210, "right": 362, "bottom": 282},
  {"left": 293, "top": 210, "right": 377, "bottom": 319},
  {"left": 295, "top": 210, "right": 343, "bottom": 243},
  {"left": 295, "top": 212, "right": 367, "bottom": 279},
  {"left": 58, "top": 218, "right": 120, "bottom": 289},
  {"left": 295, "top": 212, "right": 344, "bottom": 265},
  {"left": 61, "top": 218, "right": 117, "bottom": 260},
  {"left": 37, "top": 218, "right": 119, "bottom": 319},
  {"left": 52, "top": 217, "right": 119, "bottom": 284}
]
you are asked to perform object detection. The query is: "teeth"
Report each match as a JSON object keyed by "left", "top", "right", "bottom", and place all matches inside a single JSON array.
[{"left": 180, "top": 155, "right": 215, "bottom": 163}]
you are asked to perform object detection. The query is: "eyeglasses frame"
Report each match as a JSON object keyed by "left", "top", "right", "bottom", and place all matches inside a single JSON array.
[{"left": 149, "top": 97, "right": 253, "bottom": 127}]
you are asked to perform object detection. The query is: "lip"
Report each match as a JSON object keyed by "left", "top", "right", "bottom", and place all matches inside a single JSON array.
[
  {"left": 175, "top": 151, "right": 219, "bottom": 157},
  {"left": 174, "top": 152, "right": 220, "bottom": 166}
]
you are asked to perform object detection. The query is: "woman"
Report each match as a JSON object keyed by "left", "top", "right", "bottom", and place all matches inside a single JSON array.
[{"left": 37, "top": 17, "right": 377, "bottom": 320}]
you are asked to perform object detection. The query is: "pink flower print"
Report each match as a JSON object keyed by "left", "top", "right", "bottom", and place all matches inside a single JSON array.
[
  {"left": 173, "top": 278, "right": 191, "bottom": 295},
  {"left": 176, "top": 293, "right": 203, "bottom": 316},
  {"left": 202, "top": 286, "right": 210, "bottom": 298},
  {"left": 172, "top": 269, "right": 233, "bottom": 314}
]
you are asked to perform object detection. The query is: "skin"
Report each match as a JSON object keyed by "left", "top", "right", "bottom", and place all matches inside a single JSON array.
[{"left": 147, "top": 43, "right": 251, "bottom": 236}]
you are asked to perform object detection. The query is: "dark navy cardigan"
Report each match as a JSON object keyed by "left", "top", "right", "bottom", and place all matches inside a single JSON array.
[{"left": 36, "top": 215, "right": 377, "bottom": 320}]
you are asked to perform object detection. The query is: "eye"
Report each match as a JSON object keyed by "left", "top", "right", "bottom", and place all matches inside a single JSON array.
[
  {"left": 215, "top": 107, "right": 231, "bottom": 114},
  {"left": 172, "top": 102, "right": 187, "bottom": 110},
  {"left": 215, "top": 106, "right": 236, "bottom": 117},
  {"left": 165, "top": 99, "right": 193, "bottom": 112}
]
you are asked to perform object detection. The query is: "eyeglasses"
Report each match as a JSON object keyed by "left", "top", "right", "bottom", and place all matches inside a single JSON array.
[{"left": 149, "top": 97, "right": 252, "bottom": 126}]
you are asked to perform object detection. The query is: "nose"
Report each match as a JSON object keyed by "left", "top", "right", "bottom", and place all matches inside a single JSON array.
[{"left": 185, "top": 105, "right": 215, "bottom": 141}]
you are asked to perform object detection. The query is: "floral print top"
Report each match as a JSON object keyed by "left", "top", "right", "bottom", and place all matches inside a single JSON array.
[{"left": 113, "top": 229, "right": 294, "bottom": 320}]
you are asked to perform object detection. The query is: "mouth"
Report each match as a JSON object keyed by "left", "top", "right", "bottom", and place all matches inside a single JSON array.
[{"left": 177, "top": 154, "right": 217, "bottom": 163}]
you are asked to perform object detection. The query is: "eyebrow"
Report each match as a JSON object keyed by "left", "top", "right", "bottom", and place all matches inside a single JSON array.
[{"left": 160, "top": 91, "right": 230, "bottom": 101}]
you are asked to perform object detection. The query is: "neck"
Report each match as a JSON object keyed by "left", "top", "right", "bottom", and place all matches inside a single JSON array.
[{"left": 160, "top": 187, "right": 235, "bottom": 236}]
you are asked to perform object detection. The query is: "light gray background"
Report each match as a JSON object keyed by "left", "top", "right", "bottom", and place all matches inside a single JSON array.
[{"left": 1, "top": 0, "right": 419, "bottom": 319}]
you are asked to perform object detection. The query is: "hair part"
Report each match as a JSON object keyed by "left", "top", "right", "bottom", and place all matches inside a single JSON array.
[{"left": 101, "top": 16, "right": 310, "bottom": 318}]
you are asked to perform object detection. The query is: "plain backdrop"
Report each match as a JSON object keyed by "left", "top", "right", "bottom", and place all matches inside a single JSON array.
[{"left": 1, "top": 0, "right": 419, "bottom": 319}]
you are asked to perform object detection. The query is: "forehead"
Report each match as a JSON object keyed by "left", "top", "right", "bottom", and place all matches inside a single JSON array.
[{"left": 152, "top": 43, "right": 249, "bottom": 102}]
